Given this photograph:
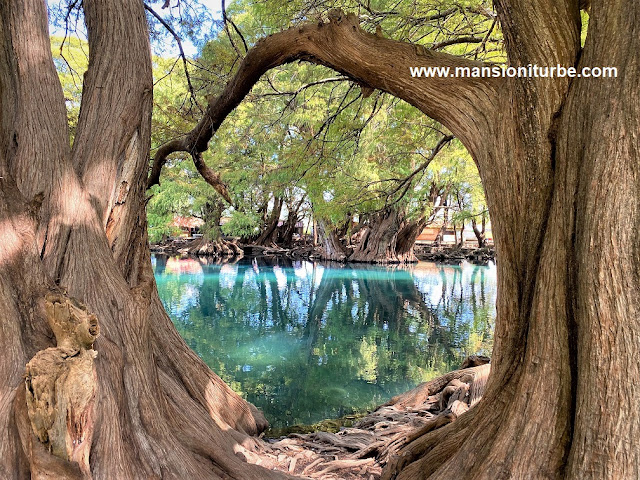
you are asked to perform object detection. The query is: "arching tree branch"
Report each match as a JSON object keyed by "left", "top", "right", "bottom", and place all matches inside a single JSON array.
[
  {"left": 191, "top": 153, "right": 233, "bottom": 205},
  {"left": 147, "top": 9, "right": 502, "bottom": 190},
  {"left": 144, "top": 3, "right": 201, "bottom": 111}
]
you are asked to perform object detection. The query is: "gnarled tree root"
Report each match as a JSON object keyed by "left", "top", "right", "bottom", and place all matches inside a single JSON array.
[
  {"left": 258, "top": 358, "right": 490, "bottom": 480},
  {"left": 187, "top": 237, "right": 244, "bottom": 257}
]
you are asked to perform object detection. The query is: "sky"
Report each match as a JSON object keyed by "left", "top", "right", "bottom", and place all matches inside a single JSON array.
[
  {"left": 48, "top": 0, "right": 225, "bottom": 58},
  {"left": 170, "top": 0, "right": 223, "bottom": 56}
]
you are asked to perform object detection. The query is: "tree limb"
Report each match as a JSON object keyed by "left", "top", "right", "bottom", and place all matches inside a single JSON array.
[
  {"left": 221, "top": 0, "right": 248, "bottom": 55},
  {"left": 431, "top": 36, "right": 492, "bottom": 50},
  {"left": 255, "top": 77, "right": 348, "bottom": 98},
  {"left": 147, "top": 10, "right": 501, "bottom": 190},
  {"left": 191, "top": 153, "right": 233, "bottom": 205},
  {"left": 144, "top": 3, "right": 201, "bottom": 111}
]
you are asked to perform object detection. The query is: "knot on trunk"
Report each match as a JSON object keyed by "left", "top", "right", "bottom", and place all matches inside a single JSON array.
[
  {"left": 327, "top": 9, "right": 359, "bottom": 28},
  {"left": 24, "top": 293, "right": 99, "bottom": 476}
]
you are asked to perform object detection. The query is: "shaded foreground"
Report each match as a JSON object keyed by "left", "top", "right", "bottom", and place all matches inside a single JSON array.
[{"left": 247, "top": 356, "right": 490, "bottom": 479}]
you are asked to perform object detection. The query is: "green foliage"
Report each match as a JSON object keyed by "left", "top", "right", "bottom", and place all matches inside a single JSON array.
[
  {"left": 222, "top": 210, "right": 260, "bottom": 237},
  {"left": 50, "top": 36, "right": 87, "bottom": 141},
  {"left": 148, "top": 211, "right": 180, "bottom": 243},
  {"left": 183, "top": 0, "right": 496, "bottom": 234},
  {"left": 51, "top": 0, "right": 496, "bottom": 241},
  {"left": 581, "top": 11, "right": 590, "bottom": 47}
]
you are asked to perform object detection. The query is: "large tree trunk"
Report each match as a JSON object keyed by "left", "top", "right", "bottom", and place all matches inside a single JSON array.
[
  {"left": 396, "top": 217, "right": 428, "bottom": 261},
  {"left": 349, "top": 208, "right": 402, "bottom": 263},
  {"left": 254, "top": 196, "right": 283, "bottom": 246},
  {"left": 147, "top": 2, "right": 640, "bottom": 479},
  {"left": 276, "top": 196, "right": 305, "bottom": 248},
  {"left": 0, "top": 2, "right": 280, "bottom": 479},
  {"left": 384, "top": 3, "right": 640, "bottom": 480},
  {"left": 315, "top": 218, "right": 348, "bottom": 261},
  {"left": 349, "top": 208, "right": 424, "bottom": 264},
  {"left": 189, "top": 199, "right": 242, "bottom": 257}
]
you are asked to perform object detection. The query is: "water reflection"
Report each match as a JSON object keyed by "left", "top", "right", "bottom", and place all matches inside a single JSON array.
[{"left": 153, "top": 255, "right": 496, "bottom": 428}]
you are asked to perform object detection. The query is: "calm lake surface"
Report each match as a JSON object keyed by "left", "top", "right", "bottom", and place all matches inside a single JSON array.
[{"left": 153, "top": 255, "right": 497, "bottom": 428}]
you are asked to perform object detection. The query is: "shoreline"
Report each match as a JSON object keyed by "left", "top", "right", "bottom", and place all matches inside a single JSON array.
[
  {"left": 247, "top": 356, "right": 491, "bottom": 479},
  {"left": 151, "top": 238, "right": 496, "bottom": 265}
]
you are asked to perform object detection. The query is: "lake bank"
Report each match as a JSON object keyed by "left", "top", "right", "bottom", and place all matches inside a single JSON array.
[
  {"left": 151, "top": 237, "right": 496, "bottom": 265},
  {"left": 241, "top": 356, "right": 491, "bottom": 479}
]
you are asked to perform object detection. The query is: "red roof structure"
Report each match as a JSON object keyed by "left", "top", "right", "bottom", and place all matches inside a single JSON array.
[{"left": 170, "top": 216, "right": 204, "bottom": 229}]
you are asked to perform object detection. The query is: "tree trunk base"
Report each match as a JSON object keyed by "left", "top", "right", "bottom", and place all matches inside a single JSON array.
[
  {"left": 188, "top": 238, "right": 244, "bottom": 257},
  {"left": 348, "top": 252, "right": 419, "bottom": 265},
  {"left": 151, "top": 237, "right": 244, "bottom": 257}
]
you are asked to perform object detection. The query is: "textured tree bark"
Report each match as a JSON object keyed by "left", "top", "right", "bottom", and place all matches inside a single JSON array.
[
  {"left": 384, "top": 2, "right": 640, "bottom": 479},
  {"left": 22, "top": 294, "right": 99, "bottom": 480},
  {"left": 315, "top": 218, "right": 348, "bottom": 261},
  {"left": 0, "top": 1, "right": 281, "bottom": 479},
  {"left": 395, "top": 217, "right": 428, "bottom": 260},
  {"left": 276, "top": 197, "right": 306, "bottom": 247},
  {"left": 349, "top": 209, "right": 402, "bottom": 263},
  {"left": 349, "top": 209, "right": 425, "bottom": 264},
  {"left": 254, "top": 196, "right": 283, "bottom": 246}
]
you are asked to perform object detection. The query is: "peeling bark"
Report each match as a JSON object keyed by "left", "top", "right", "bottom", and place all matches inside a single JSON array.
[{"left": 22, "top": 294, "right": 99, "bottom": 479}]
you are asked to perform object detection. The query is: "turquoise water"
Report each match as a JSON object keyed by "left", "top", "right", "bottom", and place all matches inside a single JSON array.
[{"left": 153, "top": 256, "right": 496, "bottom": 428}]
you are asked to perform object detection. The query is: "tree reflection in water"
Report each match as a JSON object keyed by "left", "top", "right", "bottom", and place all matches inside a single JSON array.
[{"left": 152, "top": 255, "right": 496, "bottom": 428}]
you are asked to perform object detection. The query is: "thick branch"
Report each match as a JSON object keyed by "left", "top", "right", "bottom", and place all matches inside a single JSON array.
[
  {"left": 191, "top": 153, "right": 233, "bottom": 205},
  {"left": 72, "top": 0, "right": 153, "bottom": 230},
  {"left": 148, "top": 10, "right": 501, "bottom": 189}
]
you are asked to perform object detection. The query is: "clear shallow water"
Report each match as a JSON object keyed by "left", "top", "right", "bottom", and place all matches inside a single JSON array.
[{"left": 153, "top": 256, "right": 497, "bottom": 428}]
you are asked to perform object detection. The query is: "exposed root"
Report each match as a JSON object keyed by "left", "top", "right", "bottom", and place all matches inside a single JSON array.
[
  {"left": 250, "top": 357, "right": 491, "bottom": 480},
  {"left": 151, "top": 237, "right": 244, "bottom": 258},
  {"left": 188, "top": 237, "right": 244, "bottom": 257}
]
